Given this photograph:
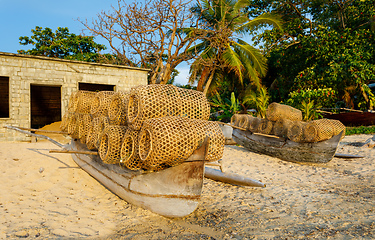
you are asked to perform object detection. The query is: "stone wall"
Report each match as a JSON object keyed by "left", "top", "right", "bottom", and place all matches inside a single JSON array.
[{"left": 0, "top": 52, "right": 149, "bottom": 141}]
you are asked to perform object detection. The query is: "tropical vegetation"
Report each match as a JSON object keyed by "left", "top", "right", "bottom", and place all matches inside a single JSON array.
[{"left": 18, "top": 26, "right": 108, "bottom": 62}]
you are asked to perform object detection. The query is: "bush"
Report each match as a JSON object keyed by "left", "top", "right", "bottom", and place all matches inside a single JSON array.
[{"left": 345, "top": 126, "right": 375, "bottom": 135}]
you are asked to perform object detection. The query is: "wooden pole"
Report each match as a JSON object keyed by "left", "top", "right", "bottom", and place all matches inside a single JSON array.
[
  {"left": 204, "top": 167, "right": 266, "bottom": 188},
  {"left": 49, "top": 149, "right": 99, "bottom": 155},
  {"left": 15, "top": 126, "right": 67, "bottom": 134},
  {"left": 4, "top": 125, "right": 66, "bottom": 149}
]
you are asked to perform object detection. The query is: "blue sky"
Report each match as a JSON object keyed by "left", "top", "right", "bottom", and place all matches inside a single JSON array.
[{"left": 0, "top": 0, "right": 190, "bottom": 85}]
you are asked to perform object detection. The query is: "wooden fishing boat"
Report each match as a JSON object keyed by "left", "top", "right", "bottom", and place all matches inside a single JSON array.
[
  {"left": 5, "top": 125, "right": 266, "bottom": 218},
  {"left": 232, "top": 128, "right": 343, "bottom": 163},
  {"left": 69, "top": 138, "right": 207, "bottom": 218},
  {"left": 323, "top": 111, "right": 375, "bottom": 126}
]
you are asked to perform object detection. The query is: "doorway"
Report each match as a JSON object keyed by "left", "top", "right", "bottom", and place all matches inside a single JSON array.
[{"left": 30, "top": 84, "right": 62, "bottom": 129}]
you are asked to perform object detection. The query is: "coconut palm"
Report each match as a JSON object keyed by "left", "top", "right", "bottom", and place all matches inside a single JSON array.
[{"left": 187, "top": 0, "right": 282, "bottom": 95}]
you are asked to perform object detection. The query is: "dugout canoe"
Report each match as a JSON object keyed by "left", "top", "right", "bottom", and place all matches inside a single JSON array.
[
  {"left": 69, "top": 138, "right": 206, "bottom": 218},
  {"left": 5, "top": 125, "right": 266, "bottom": 218},
  {"left": 232, "top": 128, "right": 343, "bottom": 163},
  {"left": 323, "top": 111, "right": 375, "bottom": 126}
]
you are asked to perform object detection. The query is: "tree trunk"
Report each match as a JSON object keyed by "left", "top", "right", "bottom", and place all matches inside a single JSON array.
[{"left": 203, "top": 71, "right": 215, "bottom": 95}]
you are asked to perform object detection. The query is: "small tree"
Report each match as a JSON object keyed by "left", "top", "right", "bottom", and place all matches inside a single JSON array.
[
  {"left": 81, "top": 0, "right": 202, "bottom": 84},
  {"left": 18, "top": 26, "right": 107, "bottom": 62}
]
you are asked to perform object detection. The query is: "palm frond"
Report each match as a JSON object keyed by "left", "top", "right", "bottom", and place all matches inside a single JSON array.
[
  {"left": 236, "top": 12, "right": 283, "bottom": 32},
  {"left": 234, "top": 39, "right": 267, "bottom": 77},
  {"left": 222, "top": 45, "right": 244, "bottom": 83}
]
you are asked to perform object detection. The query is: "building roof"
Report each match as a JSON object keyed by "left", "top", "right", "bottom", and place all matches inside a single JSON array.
[{"left": 0, "top": 51, "right": 151, "bottom": 72}]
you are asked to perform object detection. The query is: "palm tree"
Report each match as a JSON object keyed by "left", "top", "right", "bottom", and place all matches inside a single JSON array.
[{"left": 187, "top": 0, "right": 282, "bottom": 95}]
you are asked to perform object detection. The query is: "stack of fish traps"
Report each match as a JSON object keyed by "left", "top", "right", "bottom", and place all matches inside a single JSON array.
[
  {"left": 60, "top": 84, "right": 224, "bottom": 171},
  {"left": 231, "top": 102, "right": 345, "bottom": 143}
]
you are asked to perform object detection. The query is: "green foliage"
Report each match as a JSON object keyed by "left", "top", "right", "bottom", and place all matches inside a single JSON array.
[
  {"left": 243, "top": 86, "right": 270, "bottom": 118},
  {"left": 18, "top": 26, "right": 107, "bottom": 62},
  {"left": 188, "top": 0, "right": 282, "bottom": 94},
  {"left": 287, "top": 88, "right": 337, "bottom": 109},
  {"left": 346, "top": 126, "right": 375, "bottom": 135},
  {"left": 210, "top": 92, "right": 241, "bottom": 122},
  {"left": 246, "top": 0, "right": 375, "bottom": 110},
  {"left": 300, "top": 100, "right": 321, "bottom": 121}
]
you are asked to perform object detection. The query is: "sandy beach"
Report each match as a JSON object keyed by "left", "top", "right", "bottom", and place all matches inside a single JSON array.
[{"left": 0, "top": 131, "right": 374, "bottom": 239}]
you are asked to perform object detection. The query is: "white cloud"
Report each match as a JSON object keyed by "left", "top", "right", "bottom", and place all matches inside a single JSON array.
[{"left": 174, "top": 64, "right": 191, "bottom": 86}]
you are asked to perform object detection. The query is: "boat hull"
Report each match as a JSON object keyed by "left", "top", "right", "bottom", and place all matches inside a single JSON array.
[
  {"left": 70, "top": 139, "right": 205, "bottom": 218},
  {"left": 324, "top": 112, "right": 375, "bottom": 126},
  {"left": 232, "top": 129, "right": 342, "bottom": 163}
]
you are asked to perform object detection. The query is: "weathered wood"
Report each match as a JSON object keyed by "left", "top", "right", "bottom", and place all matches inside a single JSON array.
[
  {"left": 232, "top": 128, "right": 342, "bottom": 163},
  {"left": 50, "top": 149, "right": 99, "bottom": 155},
  {"left": 323, "top": 111, "right": 375, "bottom": 126},
  {"left": 15, "top": 126, "right": 67, "bottom": 134},
  {"left": 70, "top": 138, "right": 207, "bottom": 218},
  {"left": 4, "top": 125, "right": 66, "bottom": 148},
  {"left": 204, "top": 167, "right": 266, "bottom": 188},
  {"left": 334, "top": 153, "right": 364, "bottom": 158}
]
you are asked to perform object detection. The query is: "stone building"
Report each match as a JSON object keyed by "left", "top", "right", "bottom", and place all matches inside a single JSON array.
[{"left": 0, "top": 52, "right": 149, "bottom": 141}]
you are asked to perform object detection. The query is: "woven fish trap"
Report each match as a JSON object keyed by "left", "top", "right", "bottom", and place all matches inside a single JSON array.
[
  {"left": 273, "top": 118, "right": 293, "bottom": 138},
  {"left": 127, "top": 84, "right": 182, "bottom": 130},
  {"left": 86, "top": 117, "right": 101, "bottom": 150},
  {"left": 247, "top": 115, "right": 261, "bottom": 132},
  {"left": 257, "top": 118, "right": 274, "bottom": 135},
  {"left": 60, "top": 111, "right": 73, "bottom": 132},
  {"left": 127, "top": 85, "right": 211, "bottom": 130},
  {"left": 90, "top": 91, "right": 115, "bottom": 117},
  {"left": 138, "top": 116, "right": 224, "bottom": 170},
  {"left": 303, "top": 119, "right": 345, "bottom": 142},
  {"left": 190, "top": 118, "right": 225, "bottom": 162},
  {"left": 67, "top": 91, "right": 79, "bottom": 113},
  {"left": 330, "top": 119, "right": 346, "bottom": 140},
  {"left": 85, "top": 116, "right": 110, "bottom": 149},
  {"left": 76, "top": 91, "right": 97, "bottom": 114},
  {"left": 287, "top": 120, "right": 306, "bottom": 142},
  {"left": 108, "top": 91, "right": 129, "bottom": 126},
  {"left": 99, "top": 125, "right": 127, "bottom": 164},
  {"left": 78, "top": 114, "right": 93, "bottom": 144},
  {"left": 94, "top": 116, "right": 110, "bottom": 149},
  {"left": 178, "top": 87, "right": 210, "bottom": 120},
  {"left": 230, "top": 114, "right": 239, "bottom": 126},
  {"left": 230, "top": 114, "right": 248, "bottom": 129},
  {"left": 67, "top": 113, "right": 81, "bottom": 139},
  {"left": 266, "top": 102, "right": 302, "bottom": 122},
  {"left": 120, "top": 128, "right": 143, "bottom": 170}
]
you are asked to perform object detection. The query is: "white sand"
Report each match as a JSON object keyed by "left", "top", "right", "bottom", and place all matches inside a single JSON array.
[{"left": 0, "top": 133, "right": 374, "bottom": 239}]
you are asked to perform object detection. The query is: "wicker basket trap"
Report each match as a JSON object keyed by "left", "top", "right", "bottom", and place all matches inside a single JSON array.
[
  {"left": 67, "top": 91, "right": 79, "bottom": 113},
  {"left": 77, "top": 91, "right": 97, "bottom": 114},
  {"left": 99, "top": 125, "right": 127, "bottom": 164},
  {"left": 86, "top": 117, "right": 101, "bottom": 150},
  {"left": 78, "top": 114, "right": 93, "bottom": 144},
  {"left": 273, "top": 118, "right": 293, "bottom": 138},
  {"left": 266, "top": 102, "right": 302, "bottom": 122},
  {"left": 84, "top": 116, "right": 110, "bottom": 150},
  {"left": 287, "top": 120, "right": 306, "bottom": 143},
  {"left": 60, "top": 111, "right": 73, "bottom": 132},
  {"left": 90, "top": 91, "right": 115, "bottom": 117},
  {"left": 303, "top": 119, "right": 345, "bottom": 142},
  {"left": 257, "top": 118, "right": 274, "bottom": 135},
  {"left": 67, "top": 112, "right": 81, "bottom": 139},
  {"left": 120, "top": 128, "right": 143, "bottom": 170},
  {"left": 108, "top": 91, "right": 129, "bottom": 126},
  {"left": 127, "top": 84, "right": 210, "bottom": 130},
  {"left": 138, "top": 116, "right": 224, "bottom": 170}
]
